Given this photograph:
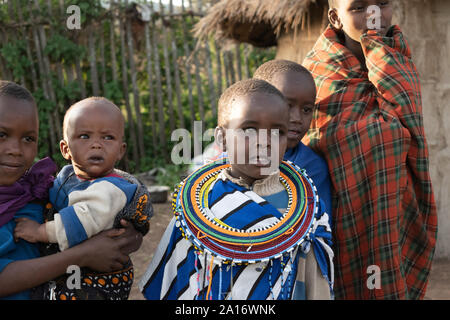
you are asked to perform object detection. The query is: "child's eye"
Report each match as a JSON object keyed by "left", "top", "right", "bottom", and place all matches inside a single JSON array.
[
  {"left": 0, "top": 132, "right": 6, "bottom": 139},
  {"left": 104, "top": 135, "right": 114, "bottom": 140},
  {"left": 272, "top": 129, "right": 287, "bottom": 137},
  {"left": 350, "top": 4, "right": 365, "bottom": 11},
  {"left": 23, "top": 136, "right": 36, "bottom": 143},
  {"left": 243, "top": 128, "right": 257, "bottom": 135},
  {"left": 302, "top": 106, "right": 314, "bottom": 113},
  {"left": 79, "top": 134, "right": 89, "bottom": 139}
]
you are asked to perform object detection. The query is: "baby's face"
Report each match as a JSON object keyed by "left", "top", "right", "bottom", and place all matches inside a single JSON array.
[
  {"left": 61, "top": 101, "right": 126, "bottom": 180},
  {"left": 0, "top": 96, "right": 38, "bottom": 186},
  {"left": 331, "top": 0, "right": 393, "bottom": 42},
  {"left": 270, "top": 71, "right": 316, "bottom": 149},
  {"left": 220, "top": 92, "right": 289, "bottom": 184}
]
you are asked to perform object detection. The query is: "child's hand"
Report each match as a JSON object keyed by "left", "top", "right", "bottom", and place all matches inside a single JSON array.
[{"left": 14, "top": 218, "right": 48, "bottom": 243}]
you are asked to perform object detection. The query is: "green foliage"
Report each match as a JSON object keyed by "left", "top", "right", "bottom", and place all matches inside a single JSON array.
[
  {"left": 32, "top": 89, "right": 56, "bottom": 160},
  {"left": 0, "top": 1, "right": 276, "bottom": 177},
  {"left": 55, "top": 80, "right": 81, "bottom": 103},
  {"left": 0, "top": 40, "right": 31, "bottom": 80},
  {"left": 104, "top": 81, "right": 124, "bottom": 102},
  {"left": 45, "top": 34, "right": 85, "bottom": 64},
  {"left": 154, "top": 163, "right": 189, "bottom": 189},
  {"left": 247, "top": 47, "right": 277, "bottom": 74}
]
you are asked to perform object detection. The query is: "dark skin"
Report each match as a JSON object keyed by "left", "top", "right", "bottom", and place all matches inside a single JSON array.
[
  {"left": 15, "top": 100, "right": 128, "bottom": 243},
  {"left": 215, "top": 92, "right": 289, "bottom": 185},
  {"left": 61, "top": 100, "right": 127, "bottom": 180},
  {"left": 328, "top": 0, "right": 393, "bottom": 67},
  {"left": 0, "top": 221, "right": 137, "bottom": 297},
  {"left": 0, "top": 96, "right": 142, "bottom": 298},
  {"left": 268, "top": 71, "right": 317, "bottom": 149},
  {"left": 0, "top": 96, "right": 38, "bottom": 186}
]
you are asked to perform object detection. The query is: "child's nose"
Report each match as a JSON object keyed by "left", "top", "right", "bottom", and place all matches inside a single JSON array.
[
  {"left": 90, "top": 139, "right": 102, "bottom": 149},
  {"left": 5, "top": 139, "right": 23, "bottom": 156},
  {"left": 290, "top": 108, "right": 303, "bottom": 124},
  {"left": 257, "top": 130, "right": 272, "bottom": 148}
]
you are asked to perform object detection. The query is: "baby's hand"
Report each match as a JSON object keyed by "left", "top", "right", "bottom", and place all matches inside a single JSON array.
[{"left": 14, "top": 218, "right": 48, "bottom": 243}]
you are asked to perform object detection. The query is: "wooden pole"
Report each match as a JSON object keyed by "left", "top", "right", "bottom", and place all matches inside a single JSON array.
[
  {"left": 214, "top": 40, "right": 223, "bottom": 101},
  {"left": 88, "top": 29, "right": 100, "bottom": 96},
  {"left": 125, "top": 0, "right": 145, "bottom": 167},
  {"left": 189, "top": 0, "right": 204, "bottom": 122},
  {"left": 118, "top": 0, "right": 140, "bottom": 169},
  {"left": 204, "top": 39, "right": 217, "bottom": 119},
  {"left": 159, "top": 0, "right": 175, "bottom": 133},
  {"left": 181, "top": 0, "right": 195, "bottom": 126},
  {"left": 28, "top": 1, "right": 57, "bottom": 155},
  {"left": 169, "top": 0, "right": 185, "bottom": 129},
  {"left": 16, "top": 1, "right": 38, "bottom": 91},
  {"left": 235, "top": 43, "right": 242, "bottom": 81},
  {"left": 143, "top": 7, "right": 158, "bottom": 158},
  {"left": 109, "top": 0, "right": 119, "bottom": 84},
  {"left": 149, "top": 1, "right": 168, "bottom": 160}
]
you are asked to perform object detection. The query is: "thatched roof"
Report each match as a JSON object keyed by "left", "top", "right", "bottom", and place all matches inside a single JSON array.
[{"left": 194, "top": 0, "right": 328, "bottom": 47}]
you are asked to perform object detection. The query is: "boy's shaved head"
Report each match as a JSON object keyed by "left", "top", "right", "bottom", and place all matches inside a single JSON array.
[
  {"left": 253, "top": 59, "right": 314, "bottom": 86},
  {"left": 63, "top": 97, "right": 124, "bottom": 140},
  {"left": 218, "top": 79, "right": 286, "bottom": 127},
  {"left": 60, "top": 96, "right": 127, "bottom": 179},
  {"left": 254, "top": 59, "right": 317, "bottom": 149}
]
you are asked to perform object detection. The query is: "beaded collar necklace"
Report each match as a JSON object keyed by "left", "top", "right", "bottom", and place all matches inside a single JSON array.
[{"left": 172, "top": 159, "right": 318, "bottom": 265}]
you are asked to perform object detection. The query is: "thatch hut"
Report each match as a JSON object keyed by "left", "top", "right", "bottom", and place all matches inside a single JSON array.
[
  {"left": 194, "top": 0, "right": 450, "bottom": 260},
  {"left": 194, "top": 0, "right": 328, "bottom": 62}
]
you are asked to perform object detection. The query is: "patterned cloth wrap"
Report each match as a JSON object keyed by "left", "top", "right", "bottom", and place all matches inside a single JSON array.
[
  {"left": 31, "top": 168, "right": 153, "bottom": 300},
  {"left": 302, "top": 25, "right": 438, "bottom": 299}
]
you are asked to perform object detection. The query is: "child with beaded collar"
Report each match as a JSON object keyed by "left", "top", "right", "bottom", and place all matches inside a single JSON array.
[{"left": 139, "top": 79, "right": 333, "bottom": 300}]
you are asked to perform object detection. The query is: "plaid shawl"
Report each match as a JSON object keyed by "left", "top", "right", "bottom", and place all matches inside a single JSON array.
[{"left": 302, "top": 25, "right": 438, "bottom": 299}]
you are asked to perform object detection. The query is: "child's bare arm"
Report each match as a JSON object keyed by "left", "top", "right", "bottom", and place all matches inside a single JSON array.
[
  {"left": 0, "top": 227, "right": 129, "bottom": 297},
  {"left": 14, "top": 218, "right": 48, "bottom": 243}
]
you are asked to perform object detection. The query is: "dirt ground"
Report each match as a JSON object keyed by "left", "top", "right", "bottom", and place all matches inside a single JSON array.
[{"left": 129, "top": 201, "right": 450, "bottom": 300}]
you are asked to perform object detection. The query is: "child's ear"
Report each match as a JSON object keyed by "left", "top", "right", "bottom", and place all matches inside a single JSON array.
[
  {"left": 117, "top": 142, "right": 127, "bottom": 161},
  {"left": 328, "top": 8, "right": 343, "bottom": 30},
  {"left": 60, "top": 140, "right": 72, "bottom": 161},
  {"left": 214, "top": 126, "right": 226, "bottom": 152}
]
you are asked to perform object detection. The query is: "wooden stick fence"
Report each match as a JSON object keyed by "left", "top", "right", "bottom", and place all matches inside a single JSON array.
[{"left": 0, "top": 0, "right": 275, "bottom": 172}]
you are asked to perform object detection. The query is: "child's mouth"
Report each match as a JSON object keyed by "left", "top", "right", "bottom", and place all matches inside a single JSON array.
[
  {"left": 88, "top": 156, "right": 104, "bottom": 164},
  {"left": 249, "top": 157, "right": 271, "bottom": 167},
  {"left": 288, "top": 129, "right": 301, "bottom": 139},
  {"left": 0, "top": 163, "right": 24, "bottom": 180},
  {"left": 0, "top": 162, "right": 23, "bottom": 172}
]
